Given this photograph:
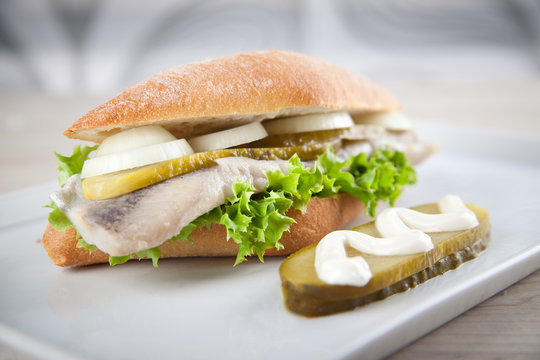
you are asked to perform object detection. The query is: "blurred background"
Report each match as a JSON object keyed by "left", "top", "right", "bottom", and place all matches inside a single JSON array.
[
  {"left": 0, "top": 0, "right": 539, "bottom": 191},
  {"left": 1, "top": 0, "right": 539, "bottom": 92}
]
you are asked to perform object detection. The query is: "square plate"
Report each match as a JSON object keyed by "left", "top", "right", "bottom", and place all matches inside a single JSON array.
[{"left": 1, "top": 122, "right": 539, "bottom": 360}]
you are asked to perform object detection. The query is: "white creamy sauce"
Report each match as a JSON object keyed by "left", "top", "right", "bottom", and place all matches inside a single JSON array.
[{"left": 315, "top": 195, "right": 479, "bottom": 287}]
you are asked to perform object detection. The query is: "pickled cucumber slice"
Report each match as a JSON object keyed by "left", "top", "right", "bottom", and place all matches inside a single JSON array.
[
  {"left": 82, "top": 145, "right": 325, "bottom": 200},
  {"left": 243, "top": 129, "right": 346, "bottom": 148},
  {"left": 280, "top": 203, "right": 490, "bottom": 317}
]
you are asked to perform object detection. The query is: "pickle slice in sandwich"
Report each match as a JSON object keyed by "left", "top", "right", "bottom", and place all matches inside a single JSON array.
[
  {"left": 81, "top": 144, "right": 325, "bottom": 200},
  {"left": 280, "top": 202, "right": 490, "bottom": 317},
  {"left": 243, "top": 129, "right": 346, "bottom": 148}
]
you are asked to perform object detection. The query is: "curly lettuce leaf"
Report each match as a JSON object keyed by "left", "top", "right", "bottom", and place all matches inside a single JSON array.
[
  {"left": 109, "top": 247, "right": 162, "bottom": 267},
  {"left": 222, "top": 181, "right": 294, "bottom": 265},
  {"left": 315, "top": 148, "right": 416, "bottom": 217},
  {"left": 176, "top": 147, "right": 416, "bottom": 265},
  {"left": 109, "top": 254, "right": 133, "bottom": 266},
  {"left": 170, "top": 206, "right": 223, "bottom": 242},
  {"left": 55, "top": 145, "right": 97, "bottom": 187},
  {"left": 75, "top": 234, "right": 97, "bottom": 253},
  {"left": 46, "top": 145, "right": 97, "bottom": 232},
  {"left": 178, "top": 181, "right": 294, "bottom": 265},
  {"left": 137, "top": 247, "right": 162, "bottom": 267},
  {"left": 45, "top": 202, "right": 74, "bottom": 232}
]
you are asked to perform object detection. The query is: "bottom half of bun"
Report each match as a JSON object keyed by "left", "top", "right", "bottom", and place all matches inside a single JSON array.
[{"left": 43, "top": 194, "right": 365, "bottom": 267}]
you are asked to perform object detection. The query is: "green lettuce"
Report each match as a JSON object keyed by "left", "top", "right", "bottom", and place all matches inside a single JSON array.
[
  {"left": 76, "top": 235, "right": 97, "bottom": 253},
  {"left": 47, "top": 145, "right": 416, "bottom": 267},
  {"left": 46, "top": 145, "right": 97, "bottom": 232},
  {"left": 176, "top": 148, "right": 416, "bottom": 265},
  {"left": 55, "top": 145, "right": 98, "bottom": 187},
  {"left": 109, "top": 247, "right": 162, "bottom": 267},
  {"left": 45, "top": 202, "right": 74, "bottom": 232}
]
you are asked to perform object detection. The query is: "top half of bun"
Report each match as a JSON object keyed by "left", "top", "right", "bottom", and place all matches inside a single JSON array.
[{"left": 65, "top": 49, "right": 401, "bottom": 143}]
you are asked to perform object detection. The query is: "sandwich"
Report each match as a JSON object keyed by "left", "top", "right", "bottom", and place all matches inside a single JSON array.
[{"left": 43, "top": 49, "right": 435, "bottom": 267}]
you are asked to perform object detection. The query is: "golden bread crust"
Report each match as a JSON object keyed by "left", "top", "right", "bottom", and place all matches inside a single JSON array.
[
  {"left": 65, "top": 50, "right": 400, "bottom": 142},
  {"left": 42, "top": 194, "right": 365, "bottom": 267}
]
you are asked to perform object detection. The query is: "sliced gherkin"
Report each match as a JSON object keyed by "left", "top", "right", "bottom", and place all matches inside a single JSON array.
[
  {"left": 280, "top": 203, "right": 490, "bottom": 317},
  {"left": 81, "top": 145, "right": 326, "bottom": 200},
  {"left": 243, "top": 129, "right": 346, "bottom": 148}
]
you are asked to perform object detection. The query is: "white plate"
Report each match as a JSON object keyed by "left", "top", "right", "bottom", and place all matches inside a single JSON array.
[{"left": 1, "top": 122, "right": 539, "bottom": 360}]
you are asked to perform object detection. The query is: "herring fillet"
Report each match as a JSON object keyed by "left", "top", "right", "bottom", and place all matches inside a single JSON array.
[{"left": 51, "top": 157, "right": 288, "bottom": 256}]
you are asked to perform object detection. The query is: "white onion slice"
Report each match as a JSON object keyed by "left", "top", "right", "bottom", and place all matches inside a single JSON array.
[
  {"left": 188, "top": 122, "right": 268, "bottom": 152},
  {"left": 262, "top": 111, "right": 354, "bottom": 135},
  {"left": 355, "top": 111, "right": 414, "bottom": 131},
  {"left": 81, "top": 139, "right": 194, "bottom": 178},
  {"left": 95, "top": 125, "right": 176, "bottom": 157}
]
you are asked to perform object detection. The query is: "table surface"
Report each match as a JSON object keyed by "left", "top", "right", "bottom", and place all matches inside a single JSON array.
[{"left": 0, "top": 81, "right": 539, "bottom": 359}]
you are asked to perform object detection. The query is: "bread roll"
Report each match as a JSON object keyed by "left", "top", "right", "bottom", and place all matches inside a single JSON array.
[{"left": 65, "top": 50, "right": 400, "bottom": 142}]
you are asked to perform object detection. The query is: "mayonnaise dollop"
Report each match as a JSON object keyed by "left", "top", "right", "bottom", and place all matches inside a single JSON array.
[{"left": 314, "top": 195, "right": 479, "bottom": 287}]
